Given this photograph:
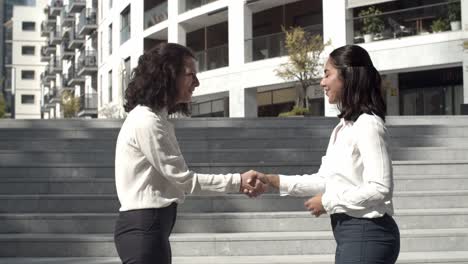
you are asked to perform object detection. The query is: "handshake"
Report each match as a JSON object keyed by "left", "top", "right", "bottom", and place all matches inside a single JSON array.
[
  {"left": 239, "top": 170, "right": 271, "bottom": 198},
  {"left": 238, "top": 170, "right": 326, "bottom": 217}
]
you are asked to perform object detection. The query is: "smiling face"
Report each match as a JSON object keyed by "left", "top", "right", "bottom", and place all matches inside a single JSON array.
[
  {"left": 320, "top": 58, "right": 344, "bottom": 104},
  {"left": 175, "top": 57, "right": 200, "bottom": 104}
]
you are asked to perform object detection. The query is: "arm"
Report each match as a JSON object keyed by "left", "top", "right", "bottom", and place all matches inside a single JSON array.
[
  {"left": 321, "top": 117, "right": 393, "bottom": 213},
  {"left": 134, "top": 116, "right": 243, "bottom": 195}
]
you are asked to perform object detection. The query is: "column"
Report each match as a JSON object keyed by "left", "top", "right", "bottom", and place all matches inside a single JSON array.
[
  {"left": 229, "top": 87, "right": 257, "bottom": 118},
  {"left": 322, "top": 0, "right": 352, "bottom": 117},
  {"left": 168, "top": 0, "right": 186, "bottom": 45},
  {"left": 228, "top": 0, "right": 252, "bottom": 66}
]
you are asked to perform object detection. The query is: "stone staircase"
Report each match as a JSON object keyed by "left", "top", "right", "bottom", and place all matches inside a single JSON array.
[{"left": 0, "top": 116, "right": 467, "bottom": 263}]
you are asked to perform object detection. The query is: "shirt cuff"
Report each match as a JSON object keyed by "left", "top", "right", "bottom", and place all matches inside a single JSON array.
[
  {"left": 279, "top": 175, "right": 293, "bottom": 196},
  {"left": 321, "top": 190, "right": 334, "bottom": 214},
  {"left": 231, "top": 173, "right": 242, "bottom": 193}
]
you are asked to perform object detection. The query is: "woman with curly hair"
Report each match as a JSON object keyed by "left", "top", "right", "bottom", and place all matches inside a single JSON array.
[{"left": 113, "top": 43, "right": 265, "bottom": 264}]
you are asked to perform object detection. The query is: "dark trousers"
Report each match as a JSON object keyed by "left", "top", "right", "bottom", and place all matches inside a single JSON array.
[
  {"left": 331, "top": 213, "right": 400, "bottom": 264},
  {"left": 114, "top": 203, "right": 178, "bottom": 264}
]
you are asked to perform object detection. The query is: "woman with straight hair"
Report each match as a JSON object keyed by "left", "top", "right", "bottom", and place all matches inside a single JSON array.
[
  {"left": 113, "top": 43, "right": 264, "bottom": 264},
  {"left": 257, "top": 45, "right": 400, "bottom": 263}
]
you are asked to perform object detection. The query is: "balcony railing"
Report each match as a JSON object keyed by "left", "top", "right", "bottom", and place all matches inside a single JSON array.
[
  {"left": 61, "top": 8, "right": 75, "bottom": 27},
  {"left": 182, "top": 0, "right": 217, "bottom": 13},
  {"left": 49, "top": 0, "right": 64, "bottom": 16},
  {"left": 49, "top": 28, "right": 63, "bottom": 45},
  {"left": 41, "top": 22, "right": 52, "bottom": 36},
  {"left": 79, "top": 93, "right": 98, "bottom": 111},
  {"left": 68, "top": 0, "right": 86, "bottom": 13},
  {"left": 120, "top": 25, "right": 131, "bottom": 44},
  {"left": 245, "top": 24, "right": 323, "bottom": 62},
  {"left": 67, "top": 64, "right": 85, "bottom": 86},
  {"left": 41, "top": 46, "right": 51, "bottom": 62},
  {"left": 352, "top": 1, "right": 461, "bottom": 44},
  {"left": 194, "top": 44, "right": 228, "bottom": 72},
  {"left": 144, "top": 1, "right": 168, "bottom": 29},
  {"left": 48, "top": 60, "right": 62, "bottom": 74},
  {"left": 77, "top": 8, "right": 97, "bottom": 35},
  {"left": 61, "top": 41, "right": 75, "bottom": 60},
  {"left": 4, "top": 28, "right": 12, "bottom": 41},
  {"left": 77, "top": 50, "right": 98, "bottom": 76},
  {"left": 69, "top": 24, "right": 85, "bottom": 49}
]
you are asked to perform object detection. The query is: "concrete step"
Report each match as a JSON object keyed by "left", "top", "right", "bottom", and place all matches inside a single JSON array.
[
  {"left": 2, "top": 251, "right": 468, "bottom": 264},
  {"left": 0, "top": 191, "right": 467, "bottom": 213},
  {"left": 1, "top": 147, "right": 467, "bottom": 166},
  {"left": 0, "top": 174, "right": 466, "bottom": 195},
  {"left": 0, "top": 139, "right": 116, "bottom": 151},
  {"left": 1, "top": 208, "right": 467, "bottom": 234},
  {"left": 0, "top": 160, "right": 466, "bottom": 178},
  {"left": 0, "top": 229, "right": 467, "bottom": 257}
]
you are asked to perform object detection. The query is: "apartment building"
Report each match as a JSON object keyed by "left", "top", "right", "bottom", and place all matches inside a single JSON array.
[
  {"left": 40, "top": 0, "right": 98, "bottom": 119},
  {"left": 98, "top": 0, "right": 467, "bottom": 118},
  {"left": 2, "top": 0, "right": 47, "bottom": 119}
]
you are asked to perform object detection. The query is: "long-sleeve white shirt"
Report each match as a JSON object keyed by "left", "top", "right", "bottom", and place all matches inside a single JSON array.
[
  {"left": 279, "top": 113, "right": 394, "bottom": 218},
  {"left": 115, "top": 105, "right": 241, "bottom": 211}
]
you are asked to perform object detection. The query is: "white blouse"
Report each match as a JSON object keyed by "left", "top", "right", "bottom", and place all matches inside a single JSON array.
[
  {"left": 279, "top": 114, "right": 394, "bottom": 218},
  {"left": 115, "top": 105, "right": 241, "bottom": 212}
]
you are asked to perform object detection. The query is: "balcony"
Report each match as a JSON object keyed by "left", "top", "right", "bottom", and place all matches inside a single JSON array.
[
  {"left": 61, "top": 41, "right": 75, "bottom": 60},
  {"left": 4, "top": 28, "right": 12, "bottom": 42},
  {"left": 49, "top": 28, "right": 63, "bottom": 45},
  {"left": 194, "top": 44, "right": 228, "bottom": 72},
  {"left": 245, "top": 24, "right": 323, "bottom": 62},
  {"left": 48, "top": 60, "right": 62, "bottom": 74},
  {"left": 77, "top": 50, "right": 97, "bottom": 76},
  {"left": 60, "top": 74, "right": 74, "bottom": 92},
  {"left": 68, "top": 0, "right": 86, "bottom": 13},
  {"left": 182, "top": 0, "right": 217, "bottom": 13},
  {"left": 40, "top": 47, "right": 51, "bottom": 62},
  {"left": 77, "top": 93, "right": 98, "bottom": 117},
  {"left": 67, "top": 65, "right": 85, "bottom": 86},
  {"left": 61, "top": 8, "right": 75, "bottom": 27},
  {"left": 41, "top": 70, "right": 55, "bottom": 85},
  {"left": 46, "top": 86, "right": 61, "bottom": 105},
  {"left": 49, "top": 0, "right": 64, "bottom": 17},
  {"left": 77, "top": 8, "right": 97, "bottom": 36},
  {"left": 144, "top": 1, "right": 168, "bottom": 29},
  {"left": 44, "top": 44, "right": 57, "bottom": 55},
  {"left": 45, "top": 15, "right": 57, "bottom": 27},
  {"left": 41, "top": 22, "right": 53, "bottom": 37},
  {"left": 68, "top": 25, "right": 85, "bottom": 49},
  {"left": 352, "top": 1, "right": 461, "bottom": 44}
]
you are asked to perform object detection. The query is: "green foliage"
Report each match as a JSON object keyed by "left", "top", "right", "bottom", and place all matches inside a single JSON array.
[
  {"left": 278, "top": 106, "right": 309, "bottom": 117},
  {"left": 61, "top": 91, "right": 80, "bottom": 118},
  {"left": 358, "top": 6, "right": 384, "bottom": 34},
  {"left": 431, "top": 18, "right": 449, "bottom": 32},
  {"left": 275, "top": 26, "right": 330, "bottom": 109},
  {"left": 0, "top": 93, "right": 5, "bottom": 118},
  {"left": 448, "top": 0, "right": 461, "bottom": 21}
]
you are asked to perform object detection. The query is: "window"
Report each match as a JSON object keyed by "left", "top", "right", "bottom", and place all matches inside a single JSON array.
[
  {"left": 21, "top": 94, "right": 35, "bottom": 104},
  {"left": 108, "top": 70, "right": 113, "bottom": 102},
  {"left": 120, "top": 6, "right": 131, "bottom": 44},
  {"left": 108, "top": 24, "right": 113, "bottom": 55},
  {"left": 22, "top": 21, "right": 35, "bottom": 31},
  {"left": 99, "top": 74, "right": 103, "bottom": 107},
  {"left": 22, "top": 46, "right": 35, "bottom": 55},
  {"left": 124, "top": 57, "right": 131, "bottom": 93},
  {"left": 21, "top": 70, "right": 35, "bottom": 80}
]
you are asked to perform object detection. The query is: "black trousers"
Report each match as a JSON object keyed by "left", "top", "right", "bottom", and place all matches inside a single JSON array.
[
  {"left": 114, "top": 203, "right": 178, "bottom": 264},
  {"left": 331, "top": 213, "right": 400, "bottom": 264}
]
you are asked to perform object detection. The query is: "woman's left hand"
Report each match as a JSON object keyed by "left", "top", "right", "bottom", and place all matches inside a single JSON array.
[{"left": 305, "top": 193, "right": 326, "bottom": 217}]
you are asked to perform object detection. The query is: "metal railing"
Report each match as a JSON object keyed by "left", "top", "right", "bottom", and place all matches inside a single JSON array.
[
  {"left": 77, "top": 50, "right": 97, "bottom": 72},
  {"left": 144, "top": 1, "right": 168, "bottom": 29},
  {"left": 244, "top": 24, "right": 323, "bottom": 62},
  {"left": 352, "top": 1, "right": 461, "bottom": 43},
  {"left": 194, "top": 44, "right": 228, "bottom": 72},
  {"left": 78, "top": 8, "right": 97, "bottom": 34},
  {"left": 80, "top": 93, "right": 98, "bottom": 110}
]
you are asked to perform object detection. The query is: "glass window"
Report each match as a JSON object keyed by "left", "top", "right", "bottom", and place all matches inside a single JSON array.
[
  {"left": 108, "top": 24, "right": 113, "bottom": 55},
  {"left": 108, "top": 70, "right": 113, "bottom": 102},
  {"left": 120, "top": 6, "right": 131, "bottom": 44},
  {"left": 22, "top": 46, "right": 35, "bottom": 55},
  {"left": 21, "top": 70, "right": 35, "bottom": 80},
  {"left": 22, "top": 21, "right": 36, "bottom": 31},
  {"left": 21, "top": 94, "right": 35, "bottom": 104}
]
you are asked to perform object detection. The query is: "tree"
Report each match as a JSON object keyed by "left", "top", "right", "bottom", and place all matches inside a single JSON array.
[
  {"left": 0, "top": 93, "right": 6, "bottom": 118},
  {"left": 61, "top": 91, "right": 80, "bottom": 118},
  {"left": 275, "top": 26, "right": 330, "bottom": 110}
]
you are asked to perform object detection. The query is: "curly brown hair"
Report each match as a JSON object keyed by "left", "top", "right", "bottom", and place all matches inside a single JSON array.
[{"left": 124, "top": 43, "right": 195, "bottom": 115}]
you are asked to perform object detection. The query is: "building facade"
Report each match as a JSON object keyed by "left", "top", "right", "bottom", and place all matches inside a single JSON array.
[
  {"left": 2, "top": 0, "right": 43, "bottom": 118},
  {"left": 40, "top": 0, "right": 98, "bottom": 119},
  {"left": 98, "top": 0, "right": 468, "bottom": 118}
]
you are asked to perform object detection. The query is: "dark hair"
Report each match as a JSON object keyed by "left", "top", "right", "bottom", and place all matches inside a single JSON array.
[
  {"left": 329, "top": 45, "right": 386, "bottom": 122},
  {"left": 124, "top": 43, "right": 195, "bottom": 115}
]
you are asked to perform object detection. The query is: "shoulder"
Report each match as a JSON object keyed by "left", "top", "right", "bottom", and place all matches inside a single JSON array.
[{"left": 353, "top": 113, "right": 387, "bottom": 135}]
